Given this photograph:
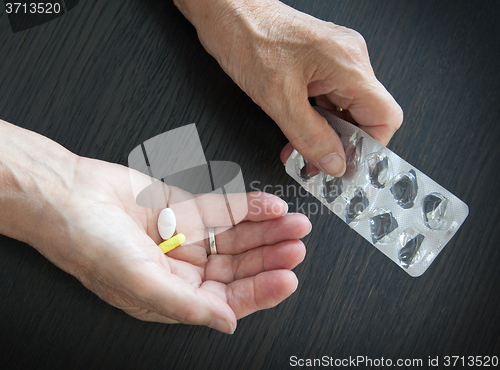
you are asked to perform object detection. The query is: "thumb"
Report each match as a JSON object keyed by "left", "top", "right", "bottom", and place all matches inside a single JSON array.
[
  {"left": 151, "top": 270, "right": 237, "bottom": 333},
  {"left": 324, "top": 78, "right": 403, "bottom": 146},
  {"left": 272, "top": 92, "right": 346, "bottom": 177}
]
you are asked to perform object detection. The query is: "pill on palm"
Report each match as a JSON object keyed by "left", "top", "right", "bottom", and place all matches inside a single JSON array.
[{"left": 158, "top": 208, "right": 176, "bottom": 240}]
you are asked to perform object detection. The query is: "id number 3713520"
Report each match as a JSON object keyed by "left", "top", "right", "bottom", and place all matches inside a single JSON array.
[{"left": 5, "top": 2, "right": 62, "bottom": 14}]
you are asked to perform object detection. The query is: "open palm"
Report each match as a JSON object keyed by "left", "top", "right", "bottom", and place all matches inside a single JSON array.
[{"left": 47, "top": 156, "right": 310, "bottom": 334}]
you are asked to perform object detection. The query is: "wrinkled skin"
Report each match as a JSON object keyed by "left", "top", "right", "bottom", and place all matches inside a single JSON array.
[
  {"left": 0, "top": 121, "right": 310, "bottom": 334},
  {"left": 175, "top": 0, "right": 403, "bottom": 175},
  {"left": 43, "top": 158, "right": 310, "bottom": 335}
]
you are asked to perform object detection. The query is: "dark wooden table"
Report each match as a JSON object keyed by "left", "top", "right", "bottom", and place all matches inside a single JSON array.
[{"left": 1, "top": 0, "right": 499, "bottom": 368}]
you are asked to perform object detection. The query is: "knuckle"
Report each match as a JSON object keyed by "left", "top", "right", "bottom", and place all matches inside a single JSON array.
[
  {"left": 348, "top": 29, "right": 367, "bottom": 49},
  {"left": 344, "top": 38, "right": 368, "bottom": 63},
  {"left": 314, "top": 26, "right": 369, "bottom": 69}
]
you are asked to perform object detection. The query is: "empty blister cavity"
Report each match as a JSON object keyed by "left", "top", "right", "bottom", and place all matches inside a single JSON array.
[
  {"left": 367, "top": 153, "right": 390, "bottom": 189},
  {"left": 398, "top": 229, "right": 425, "bottom": 267},
  {"left": 370, "top": 210, "right": 399, "bottom": 243},
  {"left": 285, "top": 107, "right": 469, "bottom": 276},
  {"left": 423, "top": 192, "right": 448, "bottom": 229},
  {"left": 322, "top": 175, "right": 343, "bottom": 204},
  {"left": 345, "top": 188, "right": 369, "bottom": 224},
  {"left": 390, "top": 169, "right": 418, "bottom": 209},
  {"left": 344, "top": 132, "right": 363, "bottom": 171},
  {"left": 296, "top": 155, "right": 319, "bottom": 181}
]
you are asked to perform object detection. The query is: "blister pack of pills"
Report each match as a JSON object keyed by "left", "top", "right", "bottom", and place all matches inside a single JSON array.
[{"left": 285, "top": 107, "right": 469, "bottom": 276}]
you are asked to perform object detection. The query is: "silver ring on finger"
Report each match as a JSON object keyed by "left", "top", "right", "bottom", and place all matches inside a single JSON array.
[{"left": 208, "top": 227, "right": 217, "bottom": 255}]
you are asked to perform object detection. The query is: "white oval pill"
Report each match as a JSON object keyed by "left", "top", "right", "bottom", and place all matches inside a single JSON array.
[{"left": 158, "top": 208, "right": 176, "bottom": 240}]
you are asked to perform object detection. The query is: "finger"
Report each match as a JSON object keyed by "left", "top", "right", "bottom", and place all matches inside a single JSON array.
[
  {"left": 168, "top": 212, "right": 310, "bottom": 266},
  {"left": 280, "top": 142, "right": 332, "bottom": 176},
  {"left": 242, "top": 192, "right": 289, "bottom": 222},
  {"left": 175, "top": 191, "right": 288, "bottom": 227},
  {"left": 151, "top": 187, "right": 288, "bottom": 233},
  {"left": 326, "top": 79, "right": 403, "bottom": 146},
  {"left": 213, "top": 213, "right": 311, "bottom": 255},
  {"left": 226, "top": 270, "right": 299, "bottom": 320},
  {"left": 279, "top": 141, "right": 335, "bottom": 178},
  {"left": 169, "top": 190, "right": 288, "bottom": 245},
  {"left": 157, "top": 191, "right": 293, "bottom": 264},
  {"left": 122, "top": 259, "right": 237, "bottom": 334},
  {"left": 278, "top": 94, "right": 356, "bottom": 163},
  {"left": 121, "top": 306, "right": 180, "bottom": 324},
  {"left": 280, "top": 142, "right": 295, "bottom": 164},
  {"left": 264, "top": 83, "right": 347, "bottom": 177},
  {"left": 205, "top": 239, "right": 306, "bottom": 283},
  {"left": 85, "top": 226, "right": 237, "bottom": 333},
  {"left": 280, "top": 86, "right": 402, "bottom": 163},
  {"left": 314, "top": 95, "right": 358, "bottom": 125}
]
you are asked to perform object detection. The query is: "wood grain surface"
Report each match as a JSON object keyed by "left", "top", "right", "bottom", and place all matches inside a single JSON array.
[{"left": 0, "top": 0, "right": 499, "bottom": 369}]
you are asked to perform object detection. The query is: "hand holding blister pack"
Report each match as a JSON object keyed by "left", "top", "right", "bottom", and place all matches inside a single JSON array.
[{"left": 285, "top": 107, "right": 468, "bottom": 276}]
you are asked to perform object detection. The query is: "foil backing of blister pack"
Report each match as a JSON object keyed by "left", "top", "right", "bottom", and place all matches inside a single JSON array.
[{"left": 285, "top": 107, "right": 469, "bottom": 277}]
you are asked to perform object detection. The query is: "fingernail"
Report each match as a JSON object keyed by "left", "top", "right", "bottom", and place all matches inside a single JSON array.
[
  {"left": 293, "top": 279, "right": 299, "bottom": 293},
  {"left": 307, "top": 222, "right": 312, "bottom": 235},
  {"left": 210, "top": 318, "right": 235, "bottom": 334},
  {"left": 317, "top": 153, "right": 346, "bottom": 177},
  {"left": 281, "top": 199, "right": 289, "bottom": 216}
]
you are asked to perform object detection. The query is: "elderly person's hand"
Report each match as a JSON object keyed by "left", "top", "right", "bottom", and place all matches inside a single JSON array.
[
  {"left": 174, "top": 0, "right": 403, "bottom": 176},
  {"left": 0, "top": 120, "right": 310, "bottom": 334}
]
